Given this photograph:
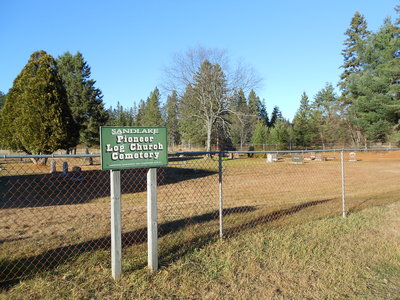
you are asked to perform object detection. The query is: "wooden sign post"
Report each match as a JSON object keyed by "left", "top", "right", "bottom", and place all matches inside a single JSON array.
[
  {"left": 100, "top": 126, "right": 168, "bottom": 279},
  {"left": 110, "top": 170, "right": 121, "bottom": 280}
]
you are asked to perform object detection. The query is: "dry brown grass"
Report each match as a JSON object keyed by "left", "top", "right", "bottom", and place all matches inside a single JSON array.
[{"left": 1, "top": 151, "right": 400, "bottom": 291}]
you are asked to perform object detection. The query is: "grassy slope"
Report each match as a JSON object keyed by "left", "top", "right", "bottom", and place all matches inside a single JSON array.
[{"left": 2, "top": 201, "right": 400, "bottom": 300}]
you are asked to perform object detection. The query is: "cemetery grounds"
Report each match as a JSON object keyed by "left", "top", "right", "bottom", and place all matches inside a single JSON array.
[{"left": 0, "top": 150, "right": 399, "bottom": 298}]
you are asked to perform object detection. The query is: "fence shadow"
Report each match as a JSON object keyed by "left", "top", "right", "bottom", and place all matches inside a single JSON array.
[
  {"left": 0, "top": 167, "right": 217, "bottom": 209},
  {"left": 223, "top": 199, "right": 333, "bottom": 237},
  {"left": 0, "top": 199, "right": 331, "bottom": 288}
]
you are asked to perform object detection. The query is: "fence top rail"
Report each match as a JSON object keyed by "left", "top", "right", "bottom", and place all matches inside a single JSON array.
[
  {"left": 223, "top": 148, "right": 400, "bottom": 154},
  {"left": 1, "top": 154, "right": 101, "bottom": 159},
  {"left": 1, "top": 148, "right": 400, "bottom": 159}
]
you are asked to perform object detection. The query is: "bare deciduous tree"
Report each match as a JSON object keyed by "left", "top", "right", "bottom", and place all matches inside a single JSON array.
[{"left": 162, "top": 45, "right": 262, "bottom": 152}]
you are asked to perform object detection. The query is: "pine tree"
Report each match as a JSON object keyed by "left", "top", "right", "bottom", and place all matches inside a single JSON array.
[
  {"left": 180, "top": 61, "right": 229, "bottom": 153},
  {"left": 259, "top": 99, "right": 269, "bottom": 125},
  {"left": 0, "top": 50, "right": 78, "bottom": 158},
  {"left": 247, "top": 89, "right": 264, "bottom": 142},
  {"left": 165, "top": 90, "right": 180, "bottom": 147},
  {"left": 115, "top": 102, "right": 127, "bottom": 126},
  {"left": 311, "top": 83, "right": 344, "bottom": 148},
  {"left": 0, "top": 91, "right": 6, "bottom": 109},
  {"left": 134, "top": 100, "right": 146, "bottom": 126},
  {"left": 143, "top": 87, "right": 164, "bottom": 126},
  {"left": 179, "top": 85, "right": 206, "bottom": 147},
  {"left": 57, "top": 52, "right": 108, "bottom": 147},
  {"left": 269, "top": 106, "right": 283, "bottom": 127},
  {"left": 339, "top": 11, "right": 370, "bottom": 94},
  {"left": 229, "top": 89, "right": 250, "bottom": 148},
  {"left": 248, "top": 90, "right": 262, "bottom": 119},
  {"left": 251, "top": 120, "right": 268, "bottom": 145},
  {"left": 346, "top": 14, "right": 400, "bottom": 145},
  {"left": 267, "top": 119, "right": 290, "bottom": 150},
  {"left": 292, "top": 92, "right": 314, "bottom": 147}
]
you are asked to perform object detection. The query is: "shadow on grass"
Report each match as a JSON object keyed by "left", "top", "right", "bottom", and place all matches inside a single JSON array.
[
  {"left": 0, "top": 199, "right": 331, "bottom": 289},
  {"left": 0, "top": 167, "right": 217, "bottom": 209}
]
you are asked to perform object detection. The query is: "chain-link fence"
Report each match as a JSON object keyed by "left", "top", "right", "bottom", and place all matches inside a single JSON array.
[{"left": 1, "top": 149, "right": 399, "bottom": 284}]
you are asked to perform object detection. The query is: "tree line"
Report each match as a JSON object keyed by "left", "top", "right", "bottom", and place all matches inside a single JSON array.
[
  {"left": 0, "top": 51, "right": 108, "bottom": 158},
  {"left": 0, "top": 5, "right": 399, "bottom": 157}
]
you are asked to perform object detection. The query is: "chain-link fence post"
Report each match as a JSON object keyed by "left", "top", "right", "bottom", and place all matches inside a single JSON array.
[
  {"left": 341, "top": 150, "right": 346, "bottom": 218},
  {"left": 219, "top": 151, "right": 223, "bottom": 238}
]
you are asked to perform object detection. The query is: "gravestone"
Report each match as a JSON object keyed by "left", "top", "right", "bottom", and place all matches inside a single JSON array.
[
  {"left": 50, "top": 159, "right": 56, "bottom": 174},
  {"left": 62, "top": 162, "right": 68, "bottom": 176},
  {"left": 266, "top": 153, "right": 278, "bottom": 163},
  {"left": 292, "top": 154, "right": 304, "bottom": 164},
  {"left": 304, "top": 153, "right": 312, "bottom": 161},
  {"left": 349, "top": 152, "right": 357, "bottom": 162},
  {"left": 84, "top": 147, "right": 93, "bottom": 165}
]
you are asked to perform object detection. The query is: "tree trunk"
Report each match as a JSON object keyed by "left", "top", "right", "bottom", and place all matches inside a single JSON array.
[{"left": 206, "top": 121, "right": 212, "bottom": 157}]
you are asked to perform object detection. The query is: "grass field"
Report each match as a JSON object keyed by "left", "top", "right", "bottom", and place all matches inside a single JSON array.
[
  {"left": 1, "top": 199, "right": 399, "bottom": 299},
  {"left": 1, "top": 151, "right": 400, "bottom": 298}
]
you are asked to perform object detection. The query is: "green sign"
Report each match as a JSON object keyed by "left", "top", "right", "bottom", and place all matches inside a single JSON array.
[{"left": 100, "top": 126, "right": 168, "bottom": 170}]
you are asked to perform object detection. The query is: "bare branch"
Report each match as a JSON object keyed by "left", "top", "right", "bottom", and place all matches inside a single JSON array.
[{"left": 161, "top": 45, "right": 262, "bottom": 97}]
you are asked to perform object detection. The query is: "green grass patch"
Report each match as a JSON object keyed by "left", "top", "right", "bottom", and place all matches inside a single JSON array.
[{"left": 2, "top": 201, "right": 399, "bottom": 299}]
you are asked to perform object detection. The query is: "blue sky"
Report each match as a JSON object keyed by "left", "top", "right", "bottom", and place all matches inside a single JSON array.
[{"left": 1, "top": 0, "right": 398, "bottom": 120}]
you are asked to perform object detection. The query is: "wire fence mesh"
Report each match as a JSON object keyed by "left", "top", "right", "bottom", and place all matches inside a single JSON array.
[{"left": 1, "top": 149, "right": 399, "bottom": 284}]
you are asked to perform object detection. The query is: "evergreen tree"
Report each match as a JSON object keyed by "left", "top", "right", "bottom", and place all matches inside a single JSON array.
[
  {"left": 179, "top": 85, "right": 206, "bottom": 147},
  {"left": 346, "top": 14, "right": 400, "bottom": 145},
  {"left": 134, "top": 99, "right": 146, "bottom": 126},
  {"left": 248, "top": 90, "right": 262, "bottom": 120},
  {"left": 251, "top": 120, "right": 268, "bottom": 145},
  {"left": 57, "top": 52, "right": 108, "bottom": 147},
  {"left": 106, "top": 106, "right": 116, "bottom": 125},
  {"left": 180, "top": 61, "right": 229, "bottom": 153},
  {"left": 115, "top": 102, "right": 128, "bottom": 126},
  {"left": 269, "top": 106, "right": 283, "bottom": 127},
  {"left": 292, "top": 92, "right": 314, "bottom": 147},
  {"left": 166, "top": 90, "right": 180, "bottom": 147},
  {"left": 259, "top": 99, "right": 269, "bottom": 125},
  {"left": 311, "top": 83, "right": 345, "bottom": 148},
  {"left": 0, "top": 51, "right": 78, "bottom": 158},
  {"left": 0, "top": 91, "right": 6, "bottom": 109},
  {"left": 229, "top": 89, "right": 251, "bottom": 148},
  {"left": 348, "top": 73, "right": 396, "bottom": 143},
  {"left": 143, "top": 87, "right": 164, "bottom": 126},
  {"left": 267, "top": 119, "right": 291, "bottom": 150},
  {"left": 339, "top": 11, "right": 370, "bottom": 95}
]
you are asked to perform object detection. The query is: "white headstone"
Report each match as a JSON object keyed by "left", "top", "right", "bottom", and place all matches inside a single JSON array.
[
  {"left": 349, "top": 152, "right": 356, "bottom": 162},
  {"left": 267, "top": 154, "right": 273, "bottom": 163},
  {"left": 50, "top": 159, "right": 56, "bottom": 174}
]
